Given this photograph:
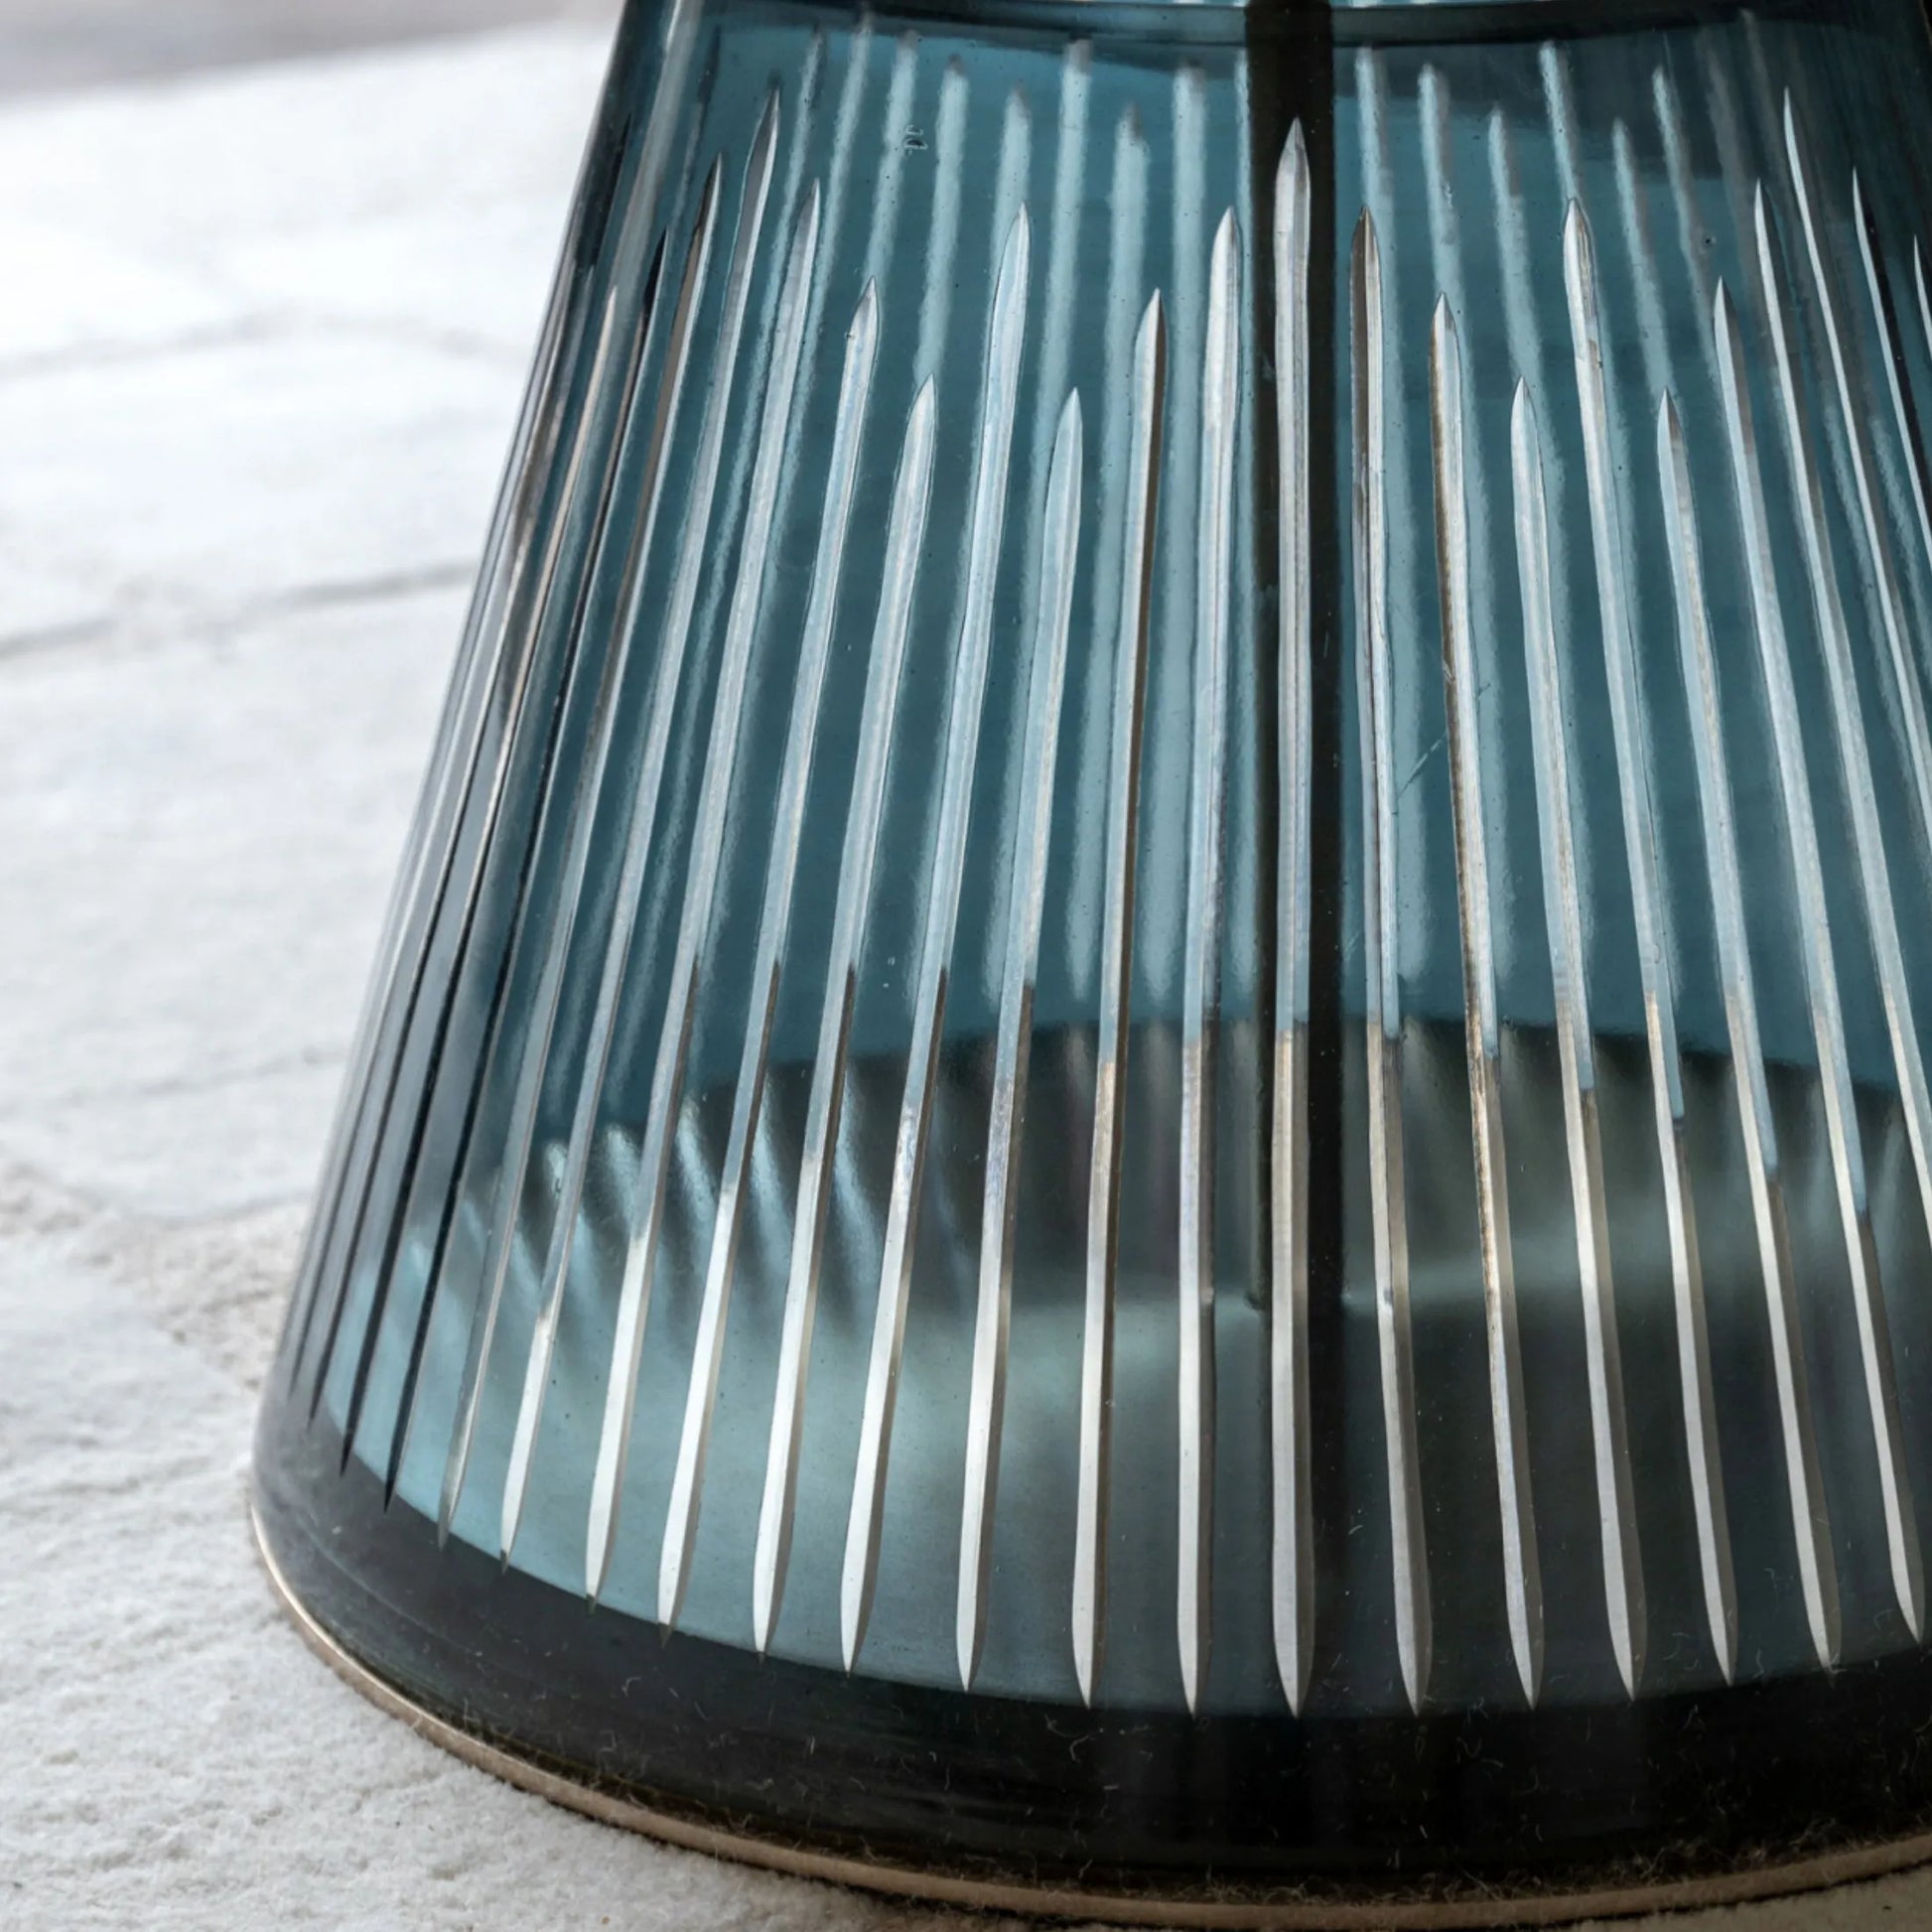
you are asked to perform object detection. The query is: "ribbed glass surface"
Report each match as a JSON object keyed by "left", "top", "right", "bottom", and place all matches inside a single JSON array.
[{"left": 256, "top": 0, "right": 1932, "bottom": 1899}]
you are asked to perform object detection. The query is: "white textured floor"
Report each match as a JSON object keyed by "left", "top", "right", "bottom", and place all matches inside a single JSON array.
[{"left": 1, "top": 26, "right": 1927, "bottom": 1932}]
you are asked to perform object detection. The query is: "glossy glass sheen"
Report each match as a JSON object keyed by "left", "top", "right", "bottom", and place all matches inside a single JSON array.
[{"left": 257, "top": 0, "right": 1932, "bottom": 1898}]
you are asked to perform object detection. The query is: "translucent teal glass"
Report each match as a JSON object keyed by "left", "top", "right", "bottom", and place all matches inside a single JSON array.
[{"left": 255, "top": 0, "right": 1932, "bottom": 1910}]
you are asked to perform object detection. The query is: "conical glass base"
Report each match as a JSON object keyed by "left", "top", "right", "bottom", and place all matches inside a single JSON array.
[{"left": 256, "top": 0, "right": 1932, "bottom": 1908}]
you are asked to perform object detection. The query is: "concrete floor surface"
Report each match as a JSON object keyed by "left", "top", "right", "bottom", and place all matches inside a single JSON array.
[{"left": 0, "top": 0, "right": 616, "bottom": 98}]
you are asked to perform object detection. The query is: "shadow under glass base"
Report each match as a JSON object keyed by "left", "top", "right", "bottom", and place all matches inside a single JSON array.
[{"left": 254, "top": 1407, "right": 1932, "bottom": 1928}]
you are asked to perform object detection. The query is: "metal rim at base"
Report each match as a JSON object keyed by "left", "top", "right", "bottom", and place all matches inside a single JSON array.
[{"left": 252, "top": 1504, "right": 1932, "bottom": 1930}]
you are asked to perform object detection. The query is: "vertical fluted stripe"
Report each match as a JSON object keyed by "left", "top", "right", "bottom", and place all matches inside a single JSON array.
[
  {"left": 957, "top": 392, "right": 1084, "bottom": 1691},
  {"left": 1633, "top": 60, "right": 1757, "bottom": 1689},
  {"left": 1432, "top": 303, "right": 1545, "bottom": 1708},
  {"left": 1692, "top": 313, "right": 1839, "bottom": 1661},
  {"left": 1140, "top": 66, "right": 1208, "bottom": 1009},
  {"left": 1269, "top": 121, "right": 1314, "bottom": 1717},
  {"left": 1354, "top": 49, "right": 1424, "bottom": 972},
  {"left": 1566, "top": 200, "right": 1719, "bottom": 1698},
  {"left": 1354, "top": 210, "right": 1431, "bottom": 1715},
  {"left": 1062, "top": 110, "right": 1151, "bottom": 998},
  {"left": 1071, "top": 289, "right": 1164, "bottom": 1709},
  {"left": 1174, "top": 210, "right": 1239, "bottom": 1717}
]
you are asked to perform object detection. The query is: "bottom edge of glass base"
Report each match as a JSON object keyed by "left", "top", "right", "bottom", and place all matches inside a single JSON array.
[{"left": 250, "top": 1501, "right": 1932, "bottom": 1931}]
